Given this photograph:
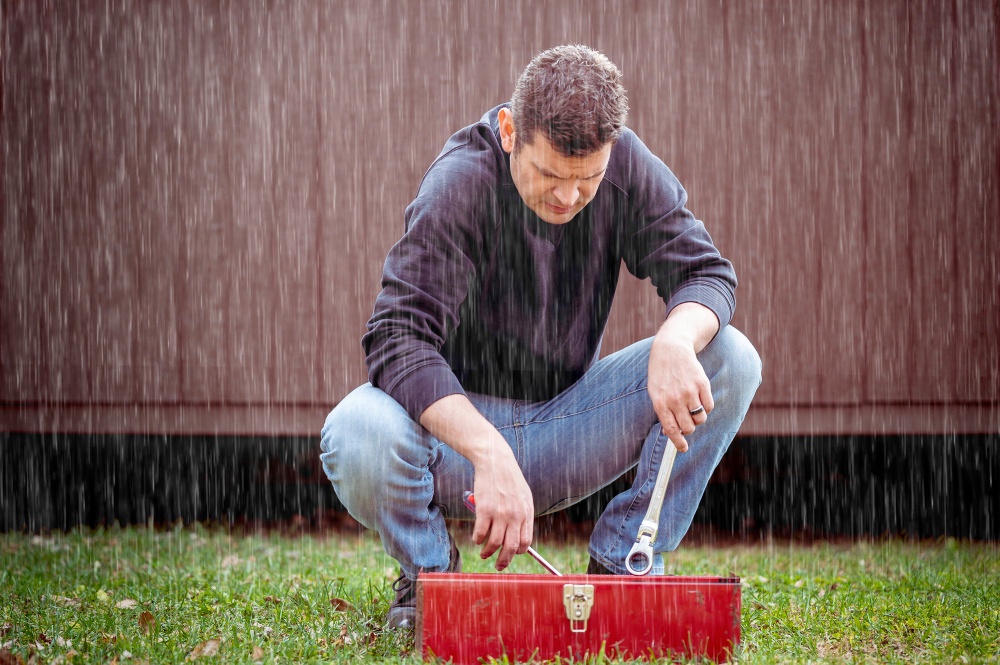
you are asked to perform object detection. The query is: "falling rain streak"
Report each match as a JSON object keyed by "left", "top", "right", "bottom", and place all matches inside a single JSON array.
[{"left": 0, "top": 1, "right": 997, "bottom": 539}]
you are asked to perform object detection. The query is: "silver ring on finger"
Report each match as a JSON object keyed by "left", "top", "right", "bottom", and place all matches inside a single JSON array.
[{"left": 689, "top": 405, "right": 705, "bottom": 416}]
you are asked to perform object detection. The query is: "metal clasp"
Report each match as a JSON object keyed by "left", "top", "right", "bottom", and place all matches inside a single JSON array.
[{"left": 563, "top": 584, "right": 595, "bottom": 633}]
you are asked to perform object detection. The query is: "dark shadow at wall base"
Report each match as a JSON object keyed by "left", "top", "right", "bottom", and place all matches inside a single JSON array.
[
  {"left": 0, "top": 433, "right": 344, "bottom": 533},
  {"left": 696, "top": 434, "right": 999, "bottom": 542},
  {"left": 1, "top": 433, "right": 997, "bottom": 540}
]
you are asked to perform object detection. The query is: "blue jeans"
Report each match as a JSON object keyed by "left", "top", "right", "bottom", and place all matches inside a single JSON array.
[{"left": 320, "top": 326, "right": 761, "bottom": 577}]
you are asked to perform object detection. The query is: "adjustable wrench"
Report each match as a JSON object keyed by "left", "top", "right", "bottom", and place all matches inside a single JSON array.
[{"left": 625, "top": 442, "right": 678, "bottom": 576}]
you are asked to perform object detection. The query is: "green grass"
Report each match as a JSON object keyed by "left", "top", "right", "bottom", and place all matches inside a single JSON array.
[{"left": 1, "top": 524, "right": 998, "bottom": 663}]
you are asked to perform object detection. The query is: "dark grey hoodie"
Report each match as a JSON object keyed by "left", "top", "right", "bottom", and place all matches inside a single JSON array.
[{"left": 362, "top": 105, "right": 737, "bottom": 421}]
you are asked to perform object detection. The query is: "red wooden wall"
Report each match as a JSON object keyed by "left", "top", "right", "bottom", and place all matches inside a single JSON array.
[{"left": 2, "top": 0, "right": 997, "bottom": 436}]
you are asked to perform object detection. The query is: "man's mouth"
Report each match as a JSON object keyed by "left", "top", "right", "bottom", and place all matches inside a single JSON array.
[{"left": 546, "top": 203, "right": 573, "bottom": 215}]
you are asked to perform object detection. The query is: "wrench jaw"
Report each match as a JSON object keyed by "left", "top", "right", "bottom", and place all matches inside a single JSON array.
[{"left": 625, "top": 528, "right": 656, "bottom": 576}]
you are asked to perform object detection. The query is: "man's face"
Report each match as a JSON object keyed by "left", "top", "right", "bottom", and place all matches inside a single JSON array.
[{"left": 499, "top": 108, "right": 612, "bottom": 225}]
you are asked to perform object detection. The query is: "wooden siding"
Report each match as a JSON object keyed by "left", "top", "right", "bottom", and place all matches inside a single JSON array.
[{"left": 1, "top": 0, "right": 997, "bottom": 436}]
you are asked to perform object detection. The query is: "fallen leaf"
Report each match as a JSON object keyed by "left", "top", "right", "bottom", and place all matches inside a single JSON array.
[
  {"left": 96, "top": 590, "right": 110, "bottom": 604},
  {"left": 187, "top": 638, "right": 221, "bottom": 659},
  {"left": 263, "top": 596, "right": 281, "bottom": 605},
  {"left": 53, "top": 597, "right": 81, "bottom": 609},
  {"left": 138, "top": 612, "right": 156, "bottom": 636},
  {"left": 116, "top": 599, "right": 139, "bottom": 609},
  {"left": 36, "top": 635, "right": 50, "bottom": 646},
  {"left": 0, "top": 649, "right": 24, "bottom": 665},
  {"left": 251, "top": 646, "right": 264, "bottom": 662},
  {"left": 329, "top": 598, "right": 354, "bottom": 612}
]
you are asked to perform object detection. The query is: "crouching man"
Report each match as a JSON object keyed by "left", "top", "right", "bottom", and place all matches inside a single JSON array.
[{"left": 321, "top": 44, "right": 761, "bottom": 630}]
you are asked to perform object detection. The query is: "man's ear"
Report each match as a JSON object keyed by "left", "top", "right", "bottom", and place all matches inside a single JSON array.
[{"left": 498, "top": 107, "right": 516, "bottom": 154}]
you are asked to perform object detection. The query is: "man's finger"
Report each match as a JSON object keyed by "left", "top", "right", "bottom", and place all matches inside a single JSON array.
[
  {"left": 471, "top": 513, "right": 490, "bottom": 546},
  {"left": 519, "top": 514, "right": 533, "bottom": 555},
  {"left": 690, "top": 406, "right": 708, "bottom": 426},
  {"left": 702, "top": 387, "right": 715, "bottom": 414},
  {"left": 659, "top": 412, "right": 689, "bottom": 452},
  {"left": 481, "top": 521, "right": 506, "bottom": 560},
  {"left": 495, "top": 525, "right": 523, "bottom": 571}
]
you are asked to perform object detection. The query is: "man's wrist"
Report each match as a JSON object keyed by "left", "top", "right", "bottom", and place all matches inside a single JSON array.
[{"left": 467, "top": 434, "right": 516, "bottom": 469}]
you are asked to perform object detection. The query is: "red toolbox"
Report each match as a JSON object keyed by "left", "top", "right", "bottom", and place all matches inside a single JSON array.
[{"left": 416, "top": 572, "right": 741, "bottom": 663}]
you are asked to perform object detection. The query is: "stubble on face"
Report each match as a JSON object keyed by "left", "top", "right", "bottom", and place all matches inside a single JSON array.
[{"left": 499, "top": 108, "right": 612, "bottom": 226}]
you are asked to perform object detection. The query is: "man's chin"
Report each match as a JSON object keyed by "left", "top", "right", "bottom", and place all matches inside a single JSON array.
[{"left": 537, "top": 205, "right": 577, "bottom": 225}]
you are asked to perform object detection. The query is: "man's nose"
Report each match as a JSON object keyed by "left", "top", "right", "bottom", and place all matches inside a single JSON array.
[{"left": 552, "top": 181, "right": 580, "bottom": 207}]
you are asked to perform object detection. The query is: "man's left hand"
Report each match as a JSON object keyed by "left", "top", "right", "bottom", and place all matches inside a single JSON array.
[{"left": 647, "top": 303, "right": 720, "bottom": 452}]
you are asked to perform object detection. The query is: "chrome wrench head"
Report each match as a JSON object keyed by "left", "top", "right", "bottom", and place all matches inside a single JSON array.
[{"left": 625, "top": 534, "right": 655, "bottom": 576}]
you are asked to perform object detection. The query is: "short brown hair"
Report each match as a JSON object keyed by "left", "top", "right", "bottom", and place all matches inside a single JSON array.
[{"left": 510, "top": 45, "right": 629, "bottom": 157}]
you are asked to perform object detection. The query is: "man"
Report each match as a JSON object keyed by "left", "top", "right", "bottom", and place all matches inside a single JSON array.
[{"left": 320, "top": 44, "right": 761, "bottom": 630}]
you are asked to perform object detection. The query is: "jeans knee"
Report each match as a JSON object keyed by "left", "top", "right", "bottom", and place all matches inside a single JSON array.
[
  {"left": 732, "top": 328, "right": 762, "bottom": 389},
  {"left": 319, "top": 384, "right": 408, "bottom": 502},
  {"left": 709, "top": 327, "right": 763, "bottom": 397}
]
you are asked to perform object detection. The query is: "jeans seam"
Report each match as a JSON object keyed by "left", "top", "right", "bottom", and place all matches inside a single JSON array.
[{"left": 513, "top": 400, "right": 525, "bottom": 460}]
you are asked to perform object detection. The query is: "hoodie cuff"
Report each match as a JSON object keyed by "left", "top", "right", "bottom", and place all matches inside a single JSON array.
[
  {"left": 666, "top": 279, "right": 735, "bottom": 335},
  {"left": 389, "top": 362, "right": 467, "bottom": 422}
]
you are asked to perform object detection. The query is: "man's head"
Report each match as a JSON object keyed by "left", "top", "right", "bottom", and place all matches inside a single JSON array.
[
  {"left": 499, "top": 45, "right": 629, "bottom": 225},
  {"left": 509, "top": 45, "right": 628, "bottom": 157}
]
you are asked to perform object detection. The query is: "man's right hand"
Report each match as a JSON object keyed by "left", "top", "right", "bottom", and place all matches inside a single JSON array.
[
  {"left": 419, "top": 393, "right": 535, "bottom": 571},
  {"left": 470, "top": 449, "right": 534, "bottom": 570}
]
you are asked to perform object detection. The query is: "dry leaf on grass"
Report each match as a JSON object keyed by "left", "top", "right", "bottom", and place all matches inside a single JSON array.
[
  {"left": 329, "top": 598, "right": 354, "bottom": 612},
  {"left": 251, "top": 646, "right": 264, "bottom": 662},
  {"left": 51, "top": 597, "right": 81, "bottom": 609},
  {"left": 263, "top": 596, "right": 281, "bottom": 605},
  {"left": 138, "top": 611, "right": 156, "bottom": 636},
  {"left": 0, "top": 648, "right": 24, "bottom": 665},
  {"left": 115, "top": 599, "right": 139, "bottom": 609},
  {"left": 187, "top": 638, "right": 221, "bottom": 659}
]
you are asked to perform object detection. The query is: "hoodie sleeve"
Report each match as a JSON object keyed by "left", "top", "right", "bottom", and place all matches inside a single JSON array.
[
  {"left": 619, "top": 131, "right": 737, "bottom": 331},
  {"left": 361, "top": 126, "right": 497, "bottom": 421}
]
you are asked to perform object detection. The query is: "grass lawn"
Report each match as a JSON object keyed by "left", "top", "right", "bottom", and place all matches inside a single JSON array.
[{"left": 1, "top": 522, "right": 998, "bottom": 663}]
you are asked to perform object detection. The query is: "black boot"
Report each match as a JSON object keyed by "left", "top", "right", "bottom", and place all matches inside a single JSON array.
[
  {"left": 387, "top": 534, "right": 461, "bottom": 630},
  {"left": 586, "top": 556, "right": 614, "bottom": 575}
]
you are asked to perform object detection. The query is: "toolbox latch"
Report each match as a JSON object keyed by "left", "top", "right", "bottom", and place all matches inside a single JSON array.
[{"left": 563, "top": 584, "right": 595, "bottom": 633}]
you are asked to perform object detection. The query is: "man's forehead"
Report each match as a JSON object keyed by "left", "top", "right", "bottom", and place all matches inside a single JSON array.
[{"left": 523, "top": 134, "right": 611, "bottom": 179}]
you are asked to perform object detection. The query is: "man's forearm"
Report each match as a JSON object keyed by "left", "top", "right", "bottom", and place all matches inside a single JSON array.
[{"left": 418, "top": 393, "right": 511, "bottom": 467}]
